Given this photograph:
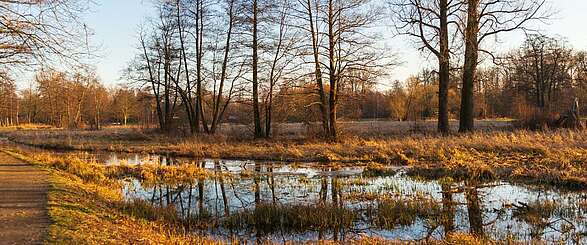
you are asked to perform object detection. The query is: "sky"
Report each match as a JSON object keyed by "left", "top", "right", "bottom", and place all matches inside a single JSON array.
[
  {"left": 83, "top": 0, "right": 587, "bottom": 88},
  {"left": 83, "top": 0, "right": 156, "bottom": 87}
]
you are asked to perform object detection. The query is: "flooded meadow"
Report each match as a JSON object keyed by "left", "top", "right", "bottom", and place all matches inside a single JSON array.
[
  {"left": 3, "top": 135, "right": 586, "bottom": 243},
  {"left": 71, "top": 152, "right": 587, "bottom": 243}
]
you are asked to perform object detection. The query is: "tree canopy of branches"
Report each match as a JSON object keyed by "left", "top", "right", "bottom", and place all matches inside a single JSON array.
[
  {"left": 0, "top": 0, "right": 93, "bottom": 70},
  {"left": 124, "top": 0, "right": 396, "bottom": 139},
  {"left": 459, "top": 0, "right": 549, "bottom": 132},
  {"left": 390, "top": 0, "right": 462, "bottom": 134}
]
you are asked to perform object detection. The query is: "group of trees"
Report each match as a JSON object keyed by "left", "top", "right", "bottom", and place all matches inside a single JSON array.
[
  {"left": 0, "top": 0, "right": 91, "bottom": 127},
  {"left": 392, "top": 0, "right": 548, "bottom": 132},
  {"left": 126, "top": 0, "right": 554, "bottom": 138},
  {"left": 0, "top": 74, "right": 18, "bottom": 126},
  {"left": 127, "top": 0, "right": 394, "bottom": 139},
  {"left": 485, "top": 35, "right": 587, "bottom": 118},
  {"left": 8, "top": 69, "right": 148, "bottom": 129},
  {"left": 4, "top": 0, "right": 587, "bottom": 138}
]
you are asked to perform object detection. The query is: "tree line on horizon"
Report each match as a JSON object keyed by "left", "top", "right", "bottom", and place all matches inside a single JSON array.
[{"left": 1, "top": 0, "right": 586, "bottom": 138}]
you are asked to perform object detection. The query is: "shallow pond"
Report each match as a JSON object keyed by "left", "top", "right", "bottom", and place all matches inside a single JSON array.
[{"left": 117, "top": 158, "right": 587, "bottom": 243}]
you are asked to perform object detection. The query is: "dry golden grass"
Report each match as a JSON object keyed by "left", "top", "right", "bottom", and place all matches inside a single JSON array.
[
  {"left": 4, "top": 128, "right": 587, "bottom": 189},
  {"left": 1, "top": 151, "right": 223, "bottom": 245},
  {"left": 46, "top": 171, "right": 224, "bottom": 244}
]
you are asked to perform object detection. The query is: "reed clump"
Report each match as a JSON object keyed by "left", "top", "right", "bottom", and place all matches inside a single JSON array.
[
  {"left": 224, "top": 203, "right": 357, "bottom": 233},
  {"left": 371, "top": 195, "right": 443, "bottom": 229},
  {"left": 7, "top": 151, "right": 214, "bottom": 187}
]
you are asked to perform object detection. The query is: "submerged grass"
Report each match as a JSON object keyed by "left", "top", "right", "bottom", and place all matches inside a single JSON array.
[
  {"left": 371, "top": 195, "right": 443, "bottom": 230},
  {"left": 224, "top": 203, "right": 357, "bottom": 233}
]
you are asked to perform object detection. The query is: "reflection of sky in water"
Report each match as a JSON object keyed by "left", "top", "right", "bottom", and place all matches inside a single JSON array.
[{"left": 116, "top": 154, "right": 587, "bottom": 243}]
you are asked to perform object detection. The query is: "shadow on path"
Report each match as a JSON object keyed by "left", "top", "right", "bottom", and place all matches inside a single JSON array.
[{"left": 0, "top": 151, "right": 49, "bottom": 245}]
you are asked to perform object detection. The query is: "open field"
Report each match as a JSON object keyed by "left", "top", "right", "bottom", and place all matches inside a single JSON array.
[
  {"left": 1, "top": 119, "right": 513, "bottom": 140},
  {"left": 216, "top": 120, "right": 514, "bottom": 139}
]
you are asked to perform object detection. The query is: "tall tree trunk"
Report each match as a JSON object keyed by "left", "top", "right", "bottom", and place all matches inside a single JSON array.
[
  {"left": 197, "top": 0, "right": 210, "bottom": 133},
  {"left": 211, "top": 0, "right": 235, "bottom": 134},
  {"left": 438, "top": 0, "right": 450, "bottom": 134},
  {"left": 327, "top": 0, "right": 337, "bottom": 139},
  {"left": 195, "top": 0, "right": 203, "bottom": 133},
  {"left": 307, "top": 0, "right": 330, "bottom": 136},
  {"left": 176, "top": 0, "right": 197, "bottom": 134},
  {"left": 459, "top": 0, "right": 480, "bottom": 133},
  {"left": 252, "top": 0, "right": 263, "bottom": 138}
]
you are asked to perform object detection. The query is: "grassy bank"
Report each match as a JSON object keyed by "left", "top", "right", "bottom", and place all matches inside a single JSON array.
[
  {"left": 4, "top": 128, "right": 587, "bottom": 189},
  {"left": 3, "top": 150, "right": 222, "bottom": 244}
]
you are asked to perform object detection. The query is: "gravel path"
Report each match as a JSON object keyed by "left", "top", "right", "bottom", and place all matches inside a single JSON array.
[{"left": 0, "top": 152, "right": 49, "bottom": 245}]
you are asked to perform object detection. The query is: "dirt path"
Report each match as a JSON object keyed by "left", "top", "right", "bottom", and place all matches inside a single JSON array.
[{"left": 0, "top": 152, "right": 49, "bottom": 245}]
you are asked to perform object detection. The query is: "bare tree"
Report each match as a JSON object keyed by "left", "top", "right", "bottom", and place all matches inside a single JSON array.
[
  {"left": 134, "top": 6, "right": 181, "bottom": 133},
  {"left": 209, "top": 0, "right": 235, "bottom": 133},
  {"left": 307, "top": 0, "right": 395, "bottom": 139},
  {"left": 296, "top": 0, "right": 331, "bottom": 136},
  {"left": 390, "top": 0, "right": 462, "bottom": 134},
  {"left": 243, "top": 0, "right": 264, "bottom": 138},
  {"left": 0, "top": 0, "right": 94, "bottom": 69},
  {"left": 459, "top": 0, "right": 549, "bottom": 132},
  {"left": 263, "top": 0, "right": 297, "bottom": 137}
]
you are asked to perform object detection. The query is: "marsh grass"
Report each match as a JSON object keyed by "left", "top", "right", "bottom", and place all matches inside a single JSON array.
[
  {"left": 224, "top": 203, "right": 357, "bottom": 233},
  {"left": 371, "top": 196, "right": 443, "bottom": 230},
  {"left": 120, "top": 199, "right": 183, "bottom": 225},
  {"left": 5, "top": 150, "right": 215, "bottom": 187},
  {"left": 4, "top": 128, "right": 587, "bottom": 189},
  {"left": 41, "top": 163, "right": 222, "bottom": 244},
  {"left": 2, "top": 148, "right": 551, "bottom": 244}
]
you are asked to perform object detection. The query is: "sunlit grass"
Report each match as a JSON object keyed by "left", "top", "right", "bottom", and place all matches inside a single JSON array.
[
  {"left": 4, "top": 128, "right": 587, "bottom": 189},
  {"left": 39, "top": 162, "right": 222, "bottom": 244},
  {"left": 224, "top": 203, "right": 357, "bottom": 233}
]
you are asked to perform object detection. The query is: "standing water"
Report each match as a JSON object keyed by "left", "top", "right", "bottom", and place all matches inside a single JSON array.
[{"left": 106, "top": 155, "right": 587, "bottom": 243}]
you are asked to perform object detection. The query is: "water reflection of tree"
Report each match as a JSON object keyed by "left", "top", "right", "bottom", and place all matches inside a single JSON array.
[
  {"left": 441, "top": 182, "right": 455, "bottom": 235},
  {"left": 266, "top": 163, "right": 277, "bottom": 204},
  {"left": 139, "top": 166, "right": 494, "bottom": 242},
  {"left": 253, "top": 164, "right": 261, "bottom": 204},
  {"left": 215, "top": 161, "right": 230, "bottom": 217},
  {"left": 196, "top": 161, "right": 206, "bottom": 216},
  {"left": 511, "top": 200, "right": 579, "bottom": 241},
  {"left": 319, "top": 174, "right": 328, "bottom": 204},
  {"left": 465, "top": 182, "right": 484, "bottom": 236}
]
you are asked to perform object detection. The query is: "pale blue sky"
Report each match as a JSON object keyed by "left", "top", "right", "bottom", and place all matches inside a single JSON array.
[
  {"left": 85, "top": 0, "right": 587, "bottom": 87},
  {"left": 85, "top": 0, "right": 155, "bottom": 86}
]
